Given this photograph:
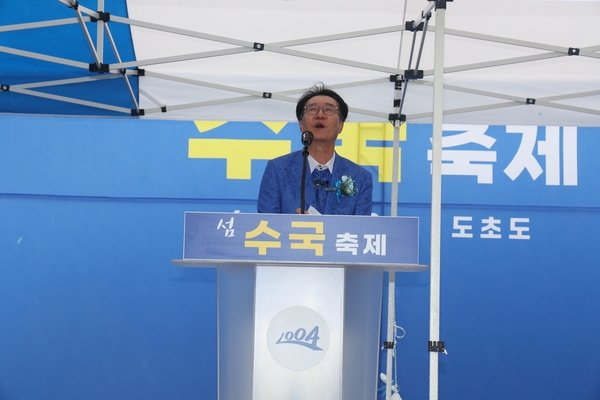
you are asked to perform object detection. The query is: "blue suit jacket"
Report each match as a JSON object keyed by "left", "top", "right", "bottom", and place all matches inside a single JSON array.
[{"left": 257, "top": 150, "right": 373, "bottom": 215}]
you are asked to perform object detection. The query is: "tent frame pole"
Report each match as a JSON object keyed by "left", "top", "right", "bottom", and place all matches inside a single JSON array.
[{"left": 429, "top": 4, "right": 446, "bottom": 400}]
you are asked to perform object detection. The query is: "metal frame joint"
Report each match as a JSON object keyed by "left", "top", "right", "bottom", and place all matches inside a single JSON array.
[
  {"left": 430, "top": 0, "right": 453, "bottom": 10},
  {"left": 90, "top": 12, "right": 110, "bottom": 22},
  {"left": 388, "top": 113, "right": 406, "bottom": 125},
  {"left": 390, "top": 74, "right": 404, "bottom": 84},
  {"left": 404, "top": 69, "right": 424, "bottom": 80},
  {"left": 89, "top": 63, "right": 110, "bottom": 73},
  {"left": 428, "top": 341, "right": 446, "bottom": 353},
  {"left": 405, "top": 20, "right": 425, "bottom": 32}
]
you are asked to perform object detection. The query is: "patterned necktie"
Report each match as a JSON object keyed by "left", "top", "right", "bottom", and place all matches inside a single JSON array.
[{"left": 312, "top": 167, "right": 331, "bottom": 213}]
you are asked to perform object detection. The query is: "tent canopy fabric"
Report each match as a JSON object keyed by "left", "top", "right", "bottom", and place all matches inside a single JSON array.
[{"left": 1, "top": 0, "right": 599, "bottom": 125}]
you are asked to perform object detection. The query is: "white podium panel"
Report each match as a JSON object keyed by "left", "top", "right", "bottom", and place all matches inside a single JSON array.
[
  {"left": 216, "top": 264, "right": 255, "bottom": 400},
  {"left": 253, "top": 266, "right": 344, "bottom": 399}
]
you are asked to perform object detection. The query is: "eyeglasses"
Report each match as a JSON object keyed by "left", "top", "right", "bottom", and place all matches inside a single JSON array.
[{"left": 304, "top": 104, "right": 339, "bottom": 116}]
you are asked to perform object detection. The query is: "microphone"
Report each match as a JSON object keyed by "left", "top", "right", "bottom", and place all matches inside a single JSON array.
[
  {"left": 301, "top": 131, "right": 313, "bottom": 146},
  {"left": 299, "top": 131, "right": 313, "bottom": 213}
]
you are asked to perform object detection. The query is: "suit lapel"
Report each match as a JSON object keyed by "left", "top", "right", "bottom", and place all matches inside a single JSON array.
[{"left": 325, "top": 154, "right": 351, "bottom": 214}]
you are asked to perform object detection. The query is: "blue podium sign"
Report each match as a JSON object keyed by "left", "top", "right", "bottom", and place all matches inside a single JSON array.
[{"left": 181, "top": 212, "right": 421, "bottom": 268}]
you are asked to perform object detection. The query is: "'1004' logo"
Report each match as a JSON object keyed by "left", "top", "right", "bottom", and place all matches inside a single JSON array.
[{"left": 275, "top": 326, "right": 322, "bottom": 350}]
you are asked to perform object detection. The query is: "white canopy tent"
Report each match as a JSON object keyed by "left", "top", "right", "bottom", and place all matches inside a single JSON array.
[
  {"left": 125, "top": 0, "right": 600, "bottom": 126},
  {"left": 2, "top": 0, "right": 599, "bottom": 125}
]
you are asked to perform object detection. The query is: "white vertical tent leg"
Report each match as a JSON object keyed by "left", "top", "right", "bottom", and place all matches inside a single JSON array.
[
  {"left": 386, "top": 1, "right": 436, "bottom": 398},
  {"left": 385, "top": 270, "right": 396, "bottom": 400},
  {"left": 385, "top": 90, "right": 402, "bottom": 399},
  {"left": 429, "top": 4, "right": 446, "bottom": 400}
]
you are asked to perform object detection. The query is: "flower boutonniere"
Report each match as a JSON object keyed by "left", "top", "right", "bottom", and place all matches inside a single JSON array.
[{"left": 326, "top": 175, "right": 358, "bottom": 202}]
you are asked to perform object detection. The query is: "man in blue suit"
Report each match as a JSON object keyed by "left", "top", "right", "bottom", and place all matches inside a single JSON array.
[{"left": 257, "top": 83, "right": 373, "bottom": 215}]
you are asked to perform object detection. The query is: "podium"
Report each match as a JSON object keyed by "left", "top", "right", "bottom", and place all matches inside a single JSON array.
[{"left": 173, "top": 212, "right": 426, "bottom": 400}]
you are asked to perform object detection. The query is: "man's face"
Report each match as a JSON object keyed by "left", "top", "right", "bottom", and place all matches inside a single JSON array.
[{"left": 299, "top": 95, "right": 344, "bottom": 145}]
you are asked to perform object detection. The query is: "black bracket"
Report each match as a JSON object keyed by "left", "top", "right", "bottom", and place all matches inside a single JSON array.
[
  {"left": 253, "top": 42, "right": 265, "bottom": 51},
  {"left": 405, "top": 21, "right": 425, "bottom": 32},
  {"left": 389, "top": 113, "right": 406, "bottom": 125},
  {"left": 390, "top": 74, "right": 404, "bottom": 85},
  {"left": 390, "top": 75, "right": 404, "bottom": 108},
  {"left": 568, "top": 47, "right": 580, "bottom": 56},
  {"left": 428, "top": 340, "right": 445, "bottom": 353},
  {"left": 90, "top": 12, "right": 110, "bottom": 22},
  {"left": 405, "top": 69, "right": 424, "bottom": 80},
  {"left": 262, "top": 92, "right": 272, "bottom": 99},
  {"left": 383, "top": 341, "right": 395, "bottom": 349},
  {"left": 68, "top": 1, "right": 79, "bottom": 9},
  {"left": 390, "top": 75, "right": 404, "bottom": 90},
  {"left": 526, "top": 98, "right": 536, "bottom": 105},
  {"left": 430, "top": 0, "right": 453, "bottom": 9},
  {"left": 89, "top": 63, "right": 110, "bottom": 73},
  {"left": 1, "top": 84, "right": 9, "bottom": 91},
  {"left": 136, "top": 68, "right": 145, "bottom": 76},
  {"left": 161, "top": 106, "right": 167, "bottom": 113},
  {"left": 131, "top": 109, "right": 145, "bottom": 116}
]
